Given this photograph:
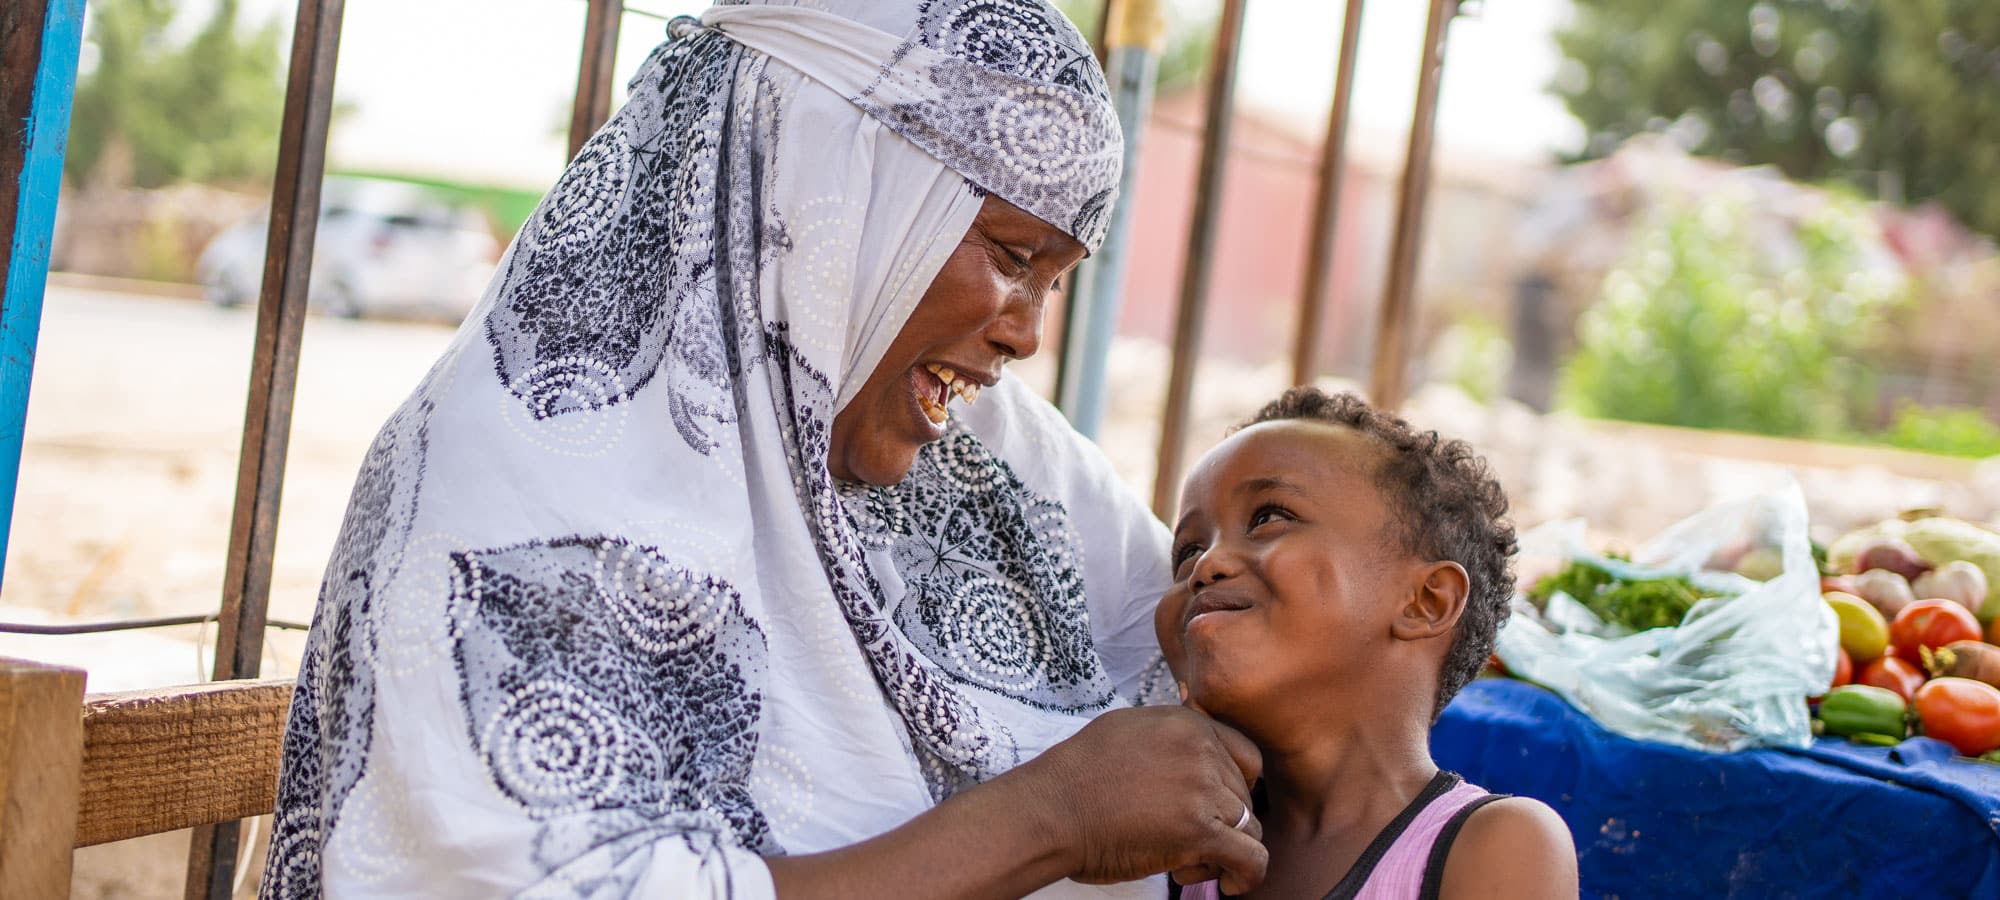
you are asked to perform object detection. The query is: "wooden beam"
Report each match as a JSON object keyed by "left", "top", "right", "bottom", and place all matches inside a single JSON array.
[
  {"left": 567, "top": 0, "right": 625, "bottom": 160},
  {"left": 0, "top": 0, "right": 84, "bottom": 588},
  {"left": 76, "top": 679, "right": 292, "bottom": 848},
  {"left": 1368, "top": 0, "right": 1457, "bottom": 410},
  {"left": 1290, "top": 0, "right": 1366, "bottom": 386},
  {"left": 0, "top": 657, "right": 86, "bottom": 898},
  {"left": 1150, "top": 0, "right": 1249, "bottom": 517},
  {"left": 197, "top": 0, "right": 344, "bottom": 891}
]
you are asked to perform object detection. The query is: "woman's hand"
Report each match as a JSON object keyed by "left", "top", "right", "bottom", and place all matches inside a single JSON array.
[
  {"left": 1002, "top": 706, "right": 1268, "bottom": 894},
  {"left": 766, "top": 705, "right": 1267, "bottom": 899}
]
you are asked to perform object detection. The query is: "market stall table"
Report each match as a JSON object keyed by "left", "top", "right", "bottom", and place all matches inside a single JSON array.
[{"left": 1433, "top": 678, "right": 2000, "bottom": 898}]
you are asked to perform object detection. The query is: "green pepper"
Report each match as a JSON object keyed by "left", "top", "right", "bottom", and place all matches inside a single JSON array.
[
  {"left": 1819, "top": 685, "right": 1909, "bottom": 739},
  {"left": 1849, "top": 732, "right": 1903, "bottom": 747}
]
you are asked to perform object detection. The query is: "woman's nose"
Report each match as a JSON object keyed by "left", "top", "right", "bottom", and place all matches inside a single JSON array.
[{"left": 987, "top": 292, "right": 1045, "bottom": 361}]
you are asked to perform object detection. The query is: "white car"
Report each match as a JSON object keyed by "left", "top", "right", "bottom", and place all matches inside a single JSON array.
[{"left": 197, "top": 176, "right": 500, "bottom": 322}]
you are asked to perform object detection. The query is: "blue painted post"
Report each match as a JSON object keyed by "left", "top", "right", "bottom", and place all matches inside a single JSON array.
[
  {"left": 1055, "top": 0, "right": 1163, "bottom": 439},
  {"left": 0, "top": 0, "right": 87, "bottom": 589}
]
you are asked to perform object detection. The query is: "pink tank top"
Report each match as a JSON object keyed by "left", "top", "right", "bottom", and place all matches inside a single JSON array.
[{"left": 1179, "top": 772, "right": 1499, "bottom": 900}]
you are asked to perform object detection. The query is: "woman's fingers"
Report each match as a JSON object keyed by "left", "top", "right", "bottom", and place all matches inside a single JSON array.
[
  {"left": 1206, "top": 718, "right": 1263, "bottom": 787},
  {"left": 1206, "top": 824, "right": 1270, "bottom": 896}
]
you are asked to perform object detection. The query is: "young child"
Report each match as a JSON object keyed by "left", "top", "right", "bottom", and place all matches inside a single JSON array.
[{"left": 1155, "top": 387, "right": 1577, "bottom": 899}]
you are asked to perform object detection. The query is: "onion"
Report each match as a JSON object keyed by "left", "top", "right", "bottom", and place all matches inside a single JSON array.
[{"left": 1913, "top": 561, "right": 1989, "bottom": 615}]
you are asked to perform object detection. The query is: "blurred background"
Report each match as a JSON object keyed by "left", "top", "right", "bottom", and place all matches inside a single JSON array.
[{"left": 6, "top": 1, "right": 2000, "bottom": 892}]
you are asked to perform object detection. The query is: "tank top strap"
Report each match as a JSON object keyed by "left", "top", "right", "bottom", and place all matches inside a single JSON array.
[{"left": 1346, "top": 775, "right": 1497, "bottom": 900}]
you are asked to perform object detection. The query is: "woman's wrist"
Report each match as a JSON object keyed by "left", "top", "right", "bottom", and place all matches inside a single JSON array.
[{"left": 765, "top": 768, "right": 1078, "bottom": 900}]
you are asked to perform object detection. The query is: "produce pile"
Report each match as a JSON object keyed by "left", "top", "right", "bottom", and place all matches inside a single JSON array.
[{"left": 1813, "top": 514, "right": 2000, "bottom": 759}]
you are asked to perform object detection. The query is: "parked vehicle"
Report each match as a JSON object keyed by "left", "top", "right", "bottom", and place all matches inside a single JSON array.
[{"left": 196, "top": 176, "right": 500, "bottom": 322}]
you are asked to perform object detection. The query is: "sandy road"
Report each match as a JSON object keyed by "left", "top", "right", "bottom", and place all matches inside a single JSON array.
[{"left": 2, "top": 286, "right": 458, "bottom": 687}]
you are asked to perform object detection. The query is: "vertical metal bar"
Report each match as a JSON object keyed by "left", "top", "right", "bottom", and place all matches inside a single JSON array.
[
  {"left": 1289, "top": 0, "right": 1366, "bottom": 387},
  {"left": 0, "top": 0, "right": 84, "bottom": 590},
  {"left": 568, "top": 0, "right": 625, "bottom": 160},
  {"left": 188, "top": 0, "right": 345, "bottom": 895},
  {"left": 1368, "top": 0, "right": 1456, "bottom": 410},
  {"left": 1090, "top": 0, "right": 1115, "bottom": 69},
  {"left": 1150, "top": 0, "right": 1248, "bottom": 516},
  {"left": 1056, "top": 0, "right": 1164, "bottom": 438},
  {"left": 1053, "top": 0, "right": 1120, "bottom": 404}
]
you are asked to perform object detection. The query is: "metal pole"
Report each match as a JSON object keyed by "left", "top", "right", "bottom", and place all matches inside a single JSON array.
[
  {"left": 187, "top": 0, "right": 344, "bottom": 894},
  {"left": 1150, "top": 0, "right": 1248, "bottom": 517},
  {"left": 567, "top": 0, "right": 625, "bottom": 160},
  {"left": 1054, "top": 0, "right": 1126, "bottom": 411},
  {"left": 1290, "top": 0, "right": 1366, "bottom": 386},
  {"left": 1056, "top": 0, "right": 1165, "bottom": 438},
  {"left": 1368, "top": 0, "right": 1456, "bottom": 410},
  {"left": 0, "top": 0, "right": 85, "bottom": 590}
]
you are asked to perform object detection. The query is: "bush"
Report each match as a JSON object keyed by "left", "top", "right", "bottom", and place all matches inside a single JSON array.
[
  {"left": 1883, "top": 404, "right": 2000, "bottom": 459},
  {"left": 1559, "top": 194, "right": 1902, "bottom": 438}
]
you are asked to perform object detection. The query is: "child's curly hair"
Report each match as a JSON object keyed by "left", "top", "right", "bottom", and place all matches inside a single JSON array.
[{"left": 1237, "top": 387, "right": 1518, "bottom": 719}]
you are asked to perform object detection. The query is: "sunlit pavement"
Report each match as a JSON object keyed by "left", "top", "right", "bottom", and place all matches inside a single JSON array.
[{"left": 2, "top": 284, "right": 457, "bottom": 688}]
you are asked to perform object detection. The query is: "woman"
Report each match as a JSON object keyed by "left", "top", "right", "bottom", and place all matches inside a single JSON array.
[{"left": 262, "top": 2, "right": 1265, "bottom": 898}]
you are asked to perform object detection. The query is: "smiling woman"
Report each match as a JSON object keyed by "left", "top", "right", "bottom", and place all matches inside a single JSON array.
[{"left": 260, "top": 2, "right": 1269, "bottom": 899}]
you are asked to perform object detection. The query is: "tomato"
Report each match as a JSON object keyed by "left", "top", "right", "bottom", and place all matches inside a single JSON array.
[
  {"left": 1914, "top": 677, "right": 2000, "bottom": 756},
  {"left": 1858, "top": 655, "right": 1926, "bottom": 700},
  {"left": 1891, "top": 600, "right": 1983, "bottom": 665},
  {"left": 1833, "top": 647, "right": 1853, "bottom": 688}
]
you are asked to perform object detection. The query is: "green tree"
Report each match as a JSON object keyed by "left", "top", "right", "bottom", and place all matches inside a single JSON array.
[
  {"left": 1559, "top": 195, "right": 1902, "bottom": 438},
  {"left": 65, "top": 0, "right": 286, "bottom": 189},
  {"left": 1555, "top": 0, "right": 2000, "bottom": 238}
]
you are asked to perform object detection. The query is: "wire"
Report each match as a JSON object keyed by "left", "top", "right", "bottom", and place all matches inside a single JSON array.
[{"left": 0, "top": 614, "right": 312, "bottom": 635}]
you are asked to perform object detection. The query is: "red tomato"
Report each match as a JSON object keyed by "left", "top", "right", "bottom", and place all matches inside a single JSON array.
[
  {"left": 1858, "top": 655, "right": 1926, "bottom": 700},
  {"left": 1914, "top": 677, "right": 2000, "bottom": 756},
  {"left": 1891, "top": 600, "right": 1983, "bottom": 665},
  {"left": 1833, "top": 647, "right": 1853, "bottom": 688}
]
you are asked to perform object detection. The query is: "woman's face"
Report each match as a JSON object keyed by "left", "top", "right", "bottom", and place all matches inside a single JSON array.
[{"left": 828, "top": 194, "right": 1085, "bottom": 485}]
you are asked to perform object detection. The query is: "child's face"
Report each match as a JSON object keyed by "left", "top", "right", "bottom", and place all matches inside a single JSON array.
[{"left": 1155, "top": 420, "right": 1418, "bottom": 730}]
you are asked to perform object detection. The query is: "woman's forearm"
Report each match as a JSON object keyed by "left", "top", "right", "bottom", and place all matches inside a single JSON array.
[{"left": 765, "top": 766, "right": 1075, "bottom": 900}]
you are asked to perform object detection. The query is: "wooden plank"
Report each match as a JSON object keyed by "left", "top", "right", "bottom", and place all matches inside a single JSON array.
[
  {"left": 0, "top": 0, "right": 85, "bottom": 587},
  {"left": 76, "top": 679, "right": 292, "bottom": 848},
  {"left": 1150, "top": 0, "right": 1249, "bottom": 517},
  {"left": 196, "top": 0, "right": 344, "bottom": 892},
  {"left": 1367, "top": 0, "right": 1457, "bottom": 410},
  {"left": 1289, "top": 0, "right": 1366, "bottom": 386},
  {"left": 0, "top": 657, "right": 87, "bottom": 898},
  {"left": 566, "top": 0, "right": 624, "bottom": 160}
]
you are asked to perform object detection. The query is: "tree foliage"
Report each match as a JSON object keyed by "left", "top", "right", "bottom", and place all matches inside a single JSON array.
[
  {"left": 1555, "top": 0, "right": 2000, "bottom": 238},
  {"left": 1559, "top": 195, "right": 1902, "bottom": 438},
  {"left": 65, "top": 0, "right": 286, "bottom": 189}
]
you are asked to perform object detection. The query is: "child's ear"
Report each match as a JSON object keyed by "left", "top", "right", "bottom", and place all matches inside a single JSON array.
[{"left": 1391, "top": 561, "right": 1471, "bottom": 641}]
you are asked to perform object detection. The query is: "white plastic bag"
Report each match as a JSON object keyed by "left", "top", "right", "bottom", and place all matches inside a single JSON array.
[{"left": 1495, "top": 481, "right": 1837, "bottom": 752}]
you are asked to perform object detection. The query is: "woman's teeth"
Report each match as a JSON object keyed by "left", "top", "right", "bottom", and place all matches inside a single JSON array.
[{"left": 920, "top": 363, "right": 980, "bottom": 425}]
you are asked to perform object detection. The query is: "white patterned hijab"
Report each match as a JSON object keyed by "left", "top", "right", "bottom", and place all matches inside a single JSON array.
[{"left": 261, "top": 2, "right": 1173, "bottom": 898}]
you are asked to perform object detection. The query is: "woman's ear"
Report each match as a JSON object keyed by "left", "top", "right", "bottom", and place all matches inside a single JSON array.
[{"left": 1391, "top": 561, "right": 1471, "bottom": 642}]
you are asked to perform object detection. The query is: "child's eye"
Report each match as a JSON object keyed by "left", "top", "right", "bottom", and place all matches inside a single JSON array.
[
  {"left": 1172, "top": 542, "right": 1204, "bottom": 572},
  {"left": 1249, "top": 504, "right": 1294, "bottom": 529}
]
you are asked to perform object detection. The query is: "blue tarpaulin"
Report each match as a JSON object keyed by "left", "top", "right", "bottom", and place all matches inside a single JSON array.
[{"left": 1432, "top": 678, "right": 2000, "bottom": 898}]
